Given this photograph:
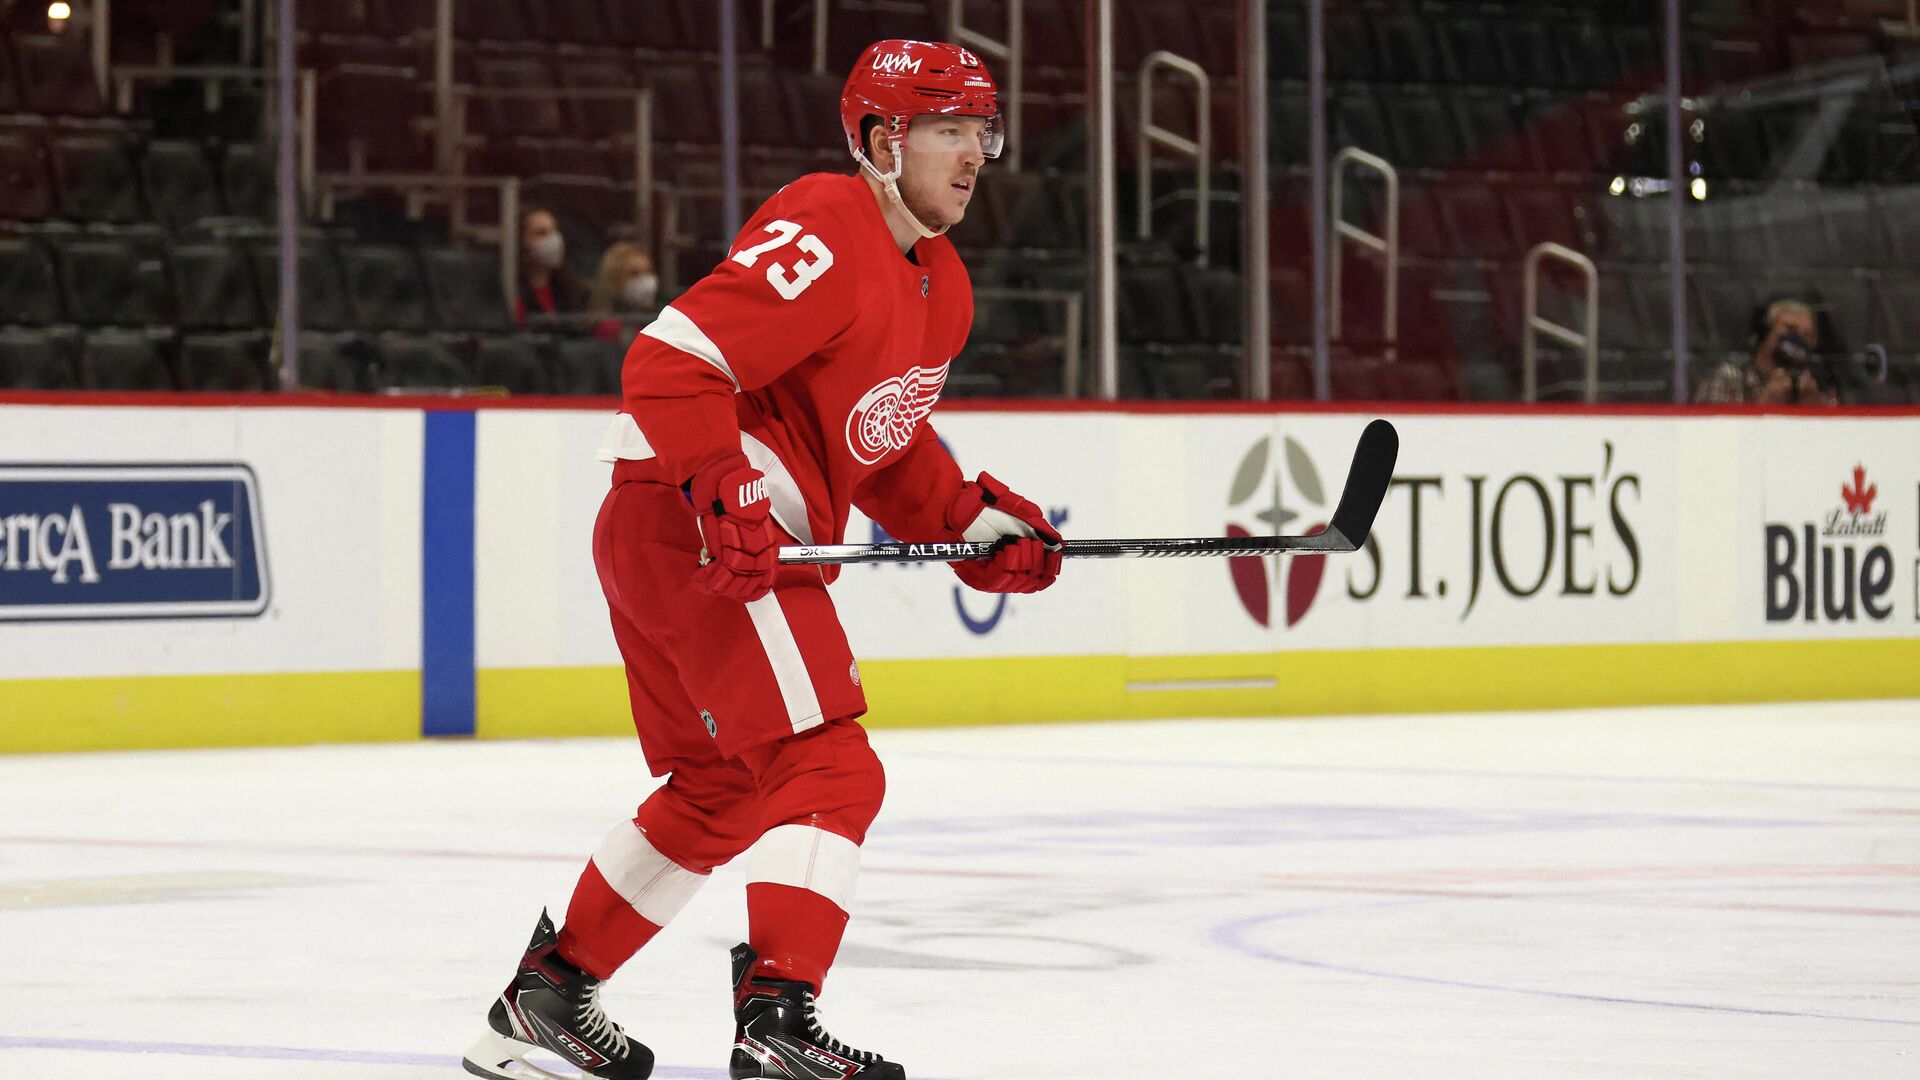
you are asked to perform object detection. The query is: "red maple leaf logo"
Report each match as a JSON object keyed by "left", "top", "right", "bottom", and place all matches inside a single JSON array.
[{"left": 1841, "top": 464, "right": 1877, "bottom": 515}]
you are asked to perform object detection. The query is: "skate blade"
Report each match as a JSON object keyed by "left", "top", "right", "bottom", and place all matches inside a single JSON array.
[{"left": 462, "top": 1029, "right": 597, "bottom": 1080}]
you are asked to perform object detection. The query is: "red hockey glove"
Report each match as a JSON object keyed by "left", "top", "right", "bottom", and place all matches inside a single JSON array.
[
  {"left": 943, "top": 472, "right": 1063, "bottom": 594},
  {"left": 688, "top": 452, "right": 777, "bottom": 603}
]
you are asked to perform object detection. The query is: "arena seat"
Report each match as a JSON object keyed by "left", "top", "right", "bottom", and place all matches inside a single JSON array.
[
  {"left": 0, "top": 131, "right": 52, "bottom": 222},
  {"left": 1383, "top": 90, "right": 1461, "bottom": 170},
  {"left": 172, "top": 242, "right": 263, "bottom": 330},
  {"left": 249, "top": 242, "right": 353, "bottom": 331},
  {"left": 1329, "top": 357, "right": 1388, "bottom": 400},
  {"left": 0, "top": 324, "right": 77, "bottom": 389},
  {"left": 421, "top": 246, "right": 511, "bottom": 332},
  {"left": 1371, "top": 10, "right": 1443, "bottom": 85},
  {"left": 455, "top": 0, "right": 534, "bottom": 46},
  {"left": 79, "top": 330, "right": 173, "bottom": 390},
  {"left": 0, "top": 237, "right": 62, "bottom": 324},
  {"left": 1118, "top": 263, "right": 1196, "bottom": 344},
  {"left": 1381, "top": 360, "right": 1459, "bottom": 401},
  {"left": 1435, "top": 185, "right": 1520, "bottom": 261},
  {"left": 295, "top": 332, "right": 370, "bottom": 392},
  {"left": 1184, "top": 266, "right": 1243, "bottom": 345},
  {"left": 530, "top": 0, "right": 613, "bottom": 47},
  {"left": 474, "top": 334, "right": 550, "bottom": 393},
  {"left": 1874, "top": 275, "right": 1919, "bottom": 351},
  {"left": 177, "top": 332, "right": 272, "bottom": 391},
  {"left": 1433, "top": 12, "right": 1503, "bottom": 86},
  {"left": 1449, "top": 92, "right": 1528, "bottom": 174},
  {"left": 1136, "top": 343, "right": 1241, "bottom": 400},
  {"left": 219, "top": 142, "right": 275, "bottom": 220},
  {"left": 50, "top": 134, "right": 144, "bottom": 223},
  {"left": 1269, "top": 350, "right": 1314, "bottom": 399},
  {"left": 1324, "top": 3, "right": 1380, "bottom": 81},
  {"left": 0, "top": 30, "right": 21, "bottom": 113},
  {"left": 13, "top": 32, "right": 102, "bottom": 116},
  {"left": 645, "top": 63, "right": 718, "bottom": 148},
  {"left": 552, "top": 335, "right": 624, "bottom": 395},
  {"left": 1331, "top": 86, "right": 1393, "bottom": 163},
  {"left": 471, "top": 56, "right": 563, "bottom": 139},
  {"left": 1590, "top": 196, "right": 1663, "bottom": 262},
  {"left": 1502, "top": 182, "right": 1587, "bottom": 253},
  {"left": 316, "top": 65, "right": 430, "bottom": 173},
  {"left": 554, "top": 56, "right": 636, "bottom": 139},
  {"left": 294, "top": 0, "right": 365, "bottom": 36},
  {"left": 1692, "top": 274, "right": 1759, "bottom": 351},
  {"left": 372, "top": 333, "right": 471, "bottom": 390},
  {"left": 341, "top": 245, "right": 432, "bottom": 333},
  {"left": 1878, "top": 187, "right": 1920, "bottom": 265},
  {"left": 139, "top": 139, "right": 223, "bottom": 230},
  {"left": 57, "top": 238, "right": 171, "bottom": 327}
]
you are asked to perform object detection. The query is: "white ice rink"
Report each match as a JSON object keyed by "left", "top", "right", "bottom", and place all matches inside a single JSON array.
[{"left": 2, "top": 700, "right": 1918, "bottom": 1080}]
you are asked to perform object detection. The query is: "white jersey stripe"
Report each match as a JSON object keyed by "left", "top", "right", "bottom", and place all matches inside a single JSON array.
[
  {"left": 595, "top": 412, "right": 656, "bottom": 463},
  {"left": 740, "top": 431, "right": 814, "bottom": 545},
  {"left": 745, "top": 823, "right": 860, "bottom": 912},
  {"left": 590, "top": 822, "right": 709, "bottom": 926},
  {"left": 744, "top": 593, "right": 824, "bottom": 735},
  {"left": 639, "top": 304, "right": 737, "bottom": 387}
]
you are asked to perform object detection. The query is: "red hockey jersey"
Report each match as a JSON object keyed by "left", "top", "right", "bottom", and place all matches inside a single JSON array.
[{"left": 599, "top": 173, "right": 971, "bottom": 558}]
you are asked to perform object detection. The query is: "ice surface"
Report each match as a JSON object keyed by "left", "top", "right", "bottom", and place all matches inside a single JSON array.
[{"left": 2, "top": 700, "right": 1917, "bottom": 1079}]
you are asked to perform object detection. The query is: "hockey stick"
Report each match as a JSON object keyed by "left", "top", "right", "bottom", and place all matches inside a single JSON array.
[{"left": 778, "top": 418, "right": 1399, "bottom": 566}]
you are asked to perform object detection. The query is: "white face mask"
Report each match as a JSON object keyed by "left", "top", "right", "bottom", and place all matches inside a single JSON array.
[
  {"left": 621, "top": 273, "right": 659, "bottom": 309},
  {"left": 527, "top": 232, "right": 565, "bottom": 269}
]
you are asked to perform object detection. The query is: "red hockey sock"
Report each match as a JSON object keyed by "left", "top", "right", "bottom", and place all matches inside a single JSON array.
[
  {"left": 556, "top": 821, "right": 711, "bottom": 981},
  {"left": 746, "top": 881, "right": 850, "bottom": 991},
  {"left": 742, "top": 821, "right": 863, "bottom": 991},
  {"left": 559, "top": 859, "right": 665, "bottom": 980}
]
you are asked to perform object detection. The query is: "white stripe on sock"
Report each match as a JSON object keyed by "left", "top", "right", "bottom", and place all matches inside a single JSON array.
[
  {"left": 591, "top": 822, "right": 709, "bottom": 926},
  {"left": 745, "top": 823, "right": 860, "bottom": 912}
]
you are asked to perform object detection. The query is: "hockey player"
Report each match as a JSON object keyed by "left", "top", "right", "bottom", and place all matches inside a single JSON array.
[{"left": 463, "top": 40, "right": 1062, "bottom": 1080}]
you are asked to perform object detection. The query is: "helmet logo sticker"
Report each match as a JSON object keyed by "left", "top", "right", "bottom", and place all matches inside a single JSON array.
[{"left": 873, "top": 53, "right": 923, "bottom": 75}]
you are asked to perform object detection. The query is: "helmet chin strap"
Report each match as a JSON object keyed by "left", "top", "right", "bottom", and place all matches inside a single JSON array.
[{"left": 855, "top": 139, "right": 947, "bottom": 240}]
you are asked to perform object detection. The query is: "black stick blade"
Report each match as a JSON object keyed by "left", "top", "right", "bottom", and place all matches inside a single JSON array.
[{"left": 1323, "top": 418, "right": 1399, "bottom": 550}]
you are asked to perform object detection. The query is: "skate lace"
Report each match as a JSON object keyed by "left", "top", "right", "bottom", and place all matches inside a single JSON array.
[
  {"left": 575, "top": 981, "right": 630, "bottom": 1057},
  {"left": 801, "top": 992, "right": 878, "bottom": 1063}
]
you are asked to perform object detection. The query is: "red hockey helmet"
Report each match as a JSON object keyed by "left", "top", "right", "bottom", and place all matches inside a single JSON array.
[{"left": 840, "top": 39, "right": 1003, "bottom": 164}]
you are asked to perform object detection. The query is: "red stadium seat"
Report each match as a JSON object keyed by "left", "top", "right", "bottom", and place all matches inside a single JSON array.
[
  {"left": 13, "top": 32, "right": 102, "bottom": 115},
  {"left": 0, "top": 130, "right": 53, "bottom": 222}
]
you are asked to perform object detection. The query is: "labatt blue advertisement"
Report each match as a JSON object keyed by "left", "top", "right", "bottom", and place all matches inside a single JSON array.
[{"left": 0, "top": 463, "right": 269, "bottom": 621}]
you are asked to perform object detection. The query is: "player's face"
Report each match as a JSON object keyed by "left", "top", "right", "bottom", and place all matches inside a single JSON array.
[{"left": 895, "top": 115, "right": 991, "bottom": 229}]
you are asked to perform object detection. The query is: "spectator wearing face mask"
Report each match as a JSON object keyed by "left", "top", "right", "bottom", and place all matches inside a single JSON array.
[
  {"left": 587, "top": 242, "right": 661, "bottom": 340},
  {"left": 515, "top": 208, "right": 590, "bottom": 324}
]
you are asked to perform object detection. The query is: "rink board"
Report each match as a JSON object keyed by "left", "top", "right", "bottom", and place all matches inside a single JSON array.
[{"left": 1, "top": 397, "right": 1917, "bottom": 751}]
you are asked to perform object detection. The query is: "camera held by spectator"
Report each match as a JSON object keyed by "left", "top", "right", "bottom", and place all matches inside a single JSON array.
[{"left": 1695, "top": 299, "right": 1836, "bottom": 406}]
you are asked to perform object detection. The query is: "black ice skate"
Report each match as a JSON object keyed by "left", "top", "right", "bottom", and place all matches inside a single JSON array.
[
  {"left": 462, "top": 910, "right": 654, "bottom": 1080},
  {"left": 728, "top": 943, "right": 905, "bottom": 1080}
]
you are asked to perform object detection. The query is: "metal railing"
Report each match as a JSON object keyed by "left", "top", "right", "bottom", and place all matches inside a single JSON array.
[
  {"left": 111, "top": 62, "right": 269, "bottom": 115},
  {"left": 761, "top": 0, "right": 831, "bottom": 74},
  {"left": 951, "top": 0, "right": 1025, "bottom": 172},
  {"left": 974, "top": 286, "right": 1085, "bottom": 397},
  {"left": 1328, "top": 146, "right": 1398, "bottom": 350},
  {"left": 313, "top": 173, "right": 523, "bottom": 324},
  {"left": 446, "top": 87, "right": 656, "bottom": 252},
  {"left": 1135, "top": 51, "right": 1210, "bottom": 264},
  {"left": 1521, "top": 242, "right": 1600, "bottom": 404}
]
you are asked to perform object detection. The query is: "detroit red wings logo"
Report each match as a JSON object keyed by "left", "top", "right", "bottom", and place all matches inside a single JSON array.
[{"left": 845, "top": 362, "right": 949, "bottom": 465}]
